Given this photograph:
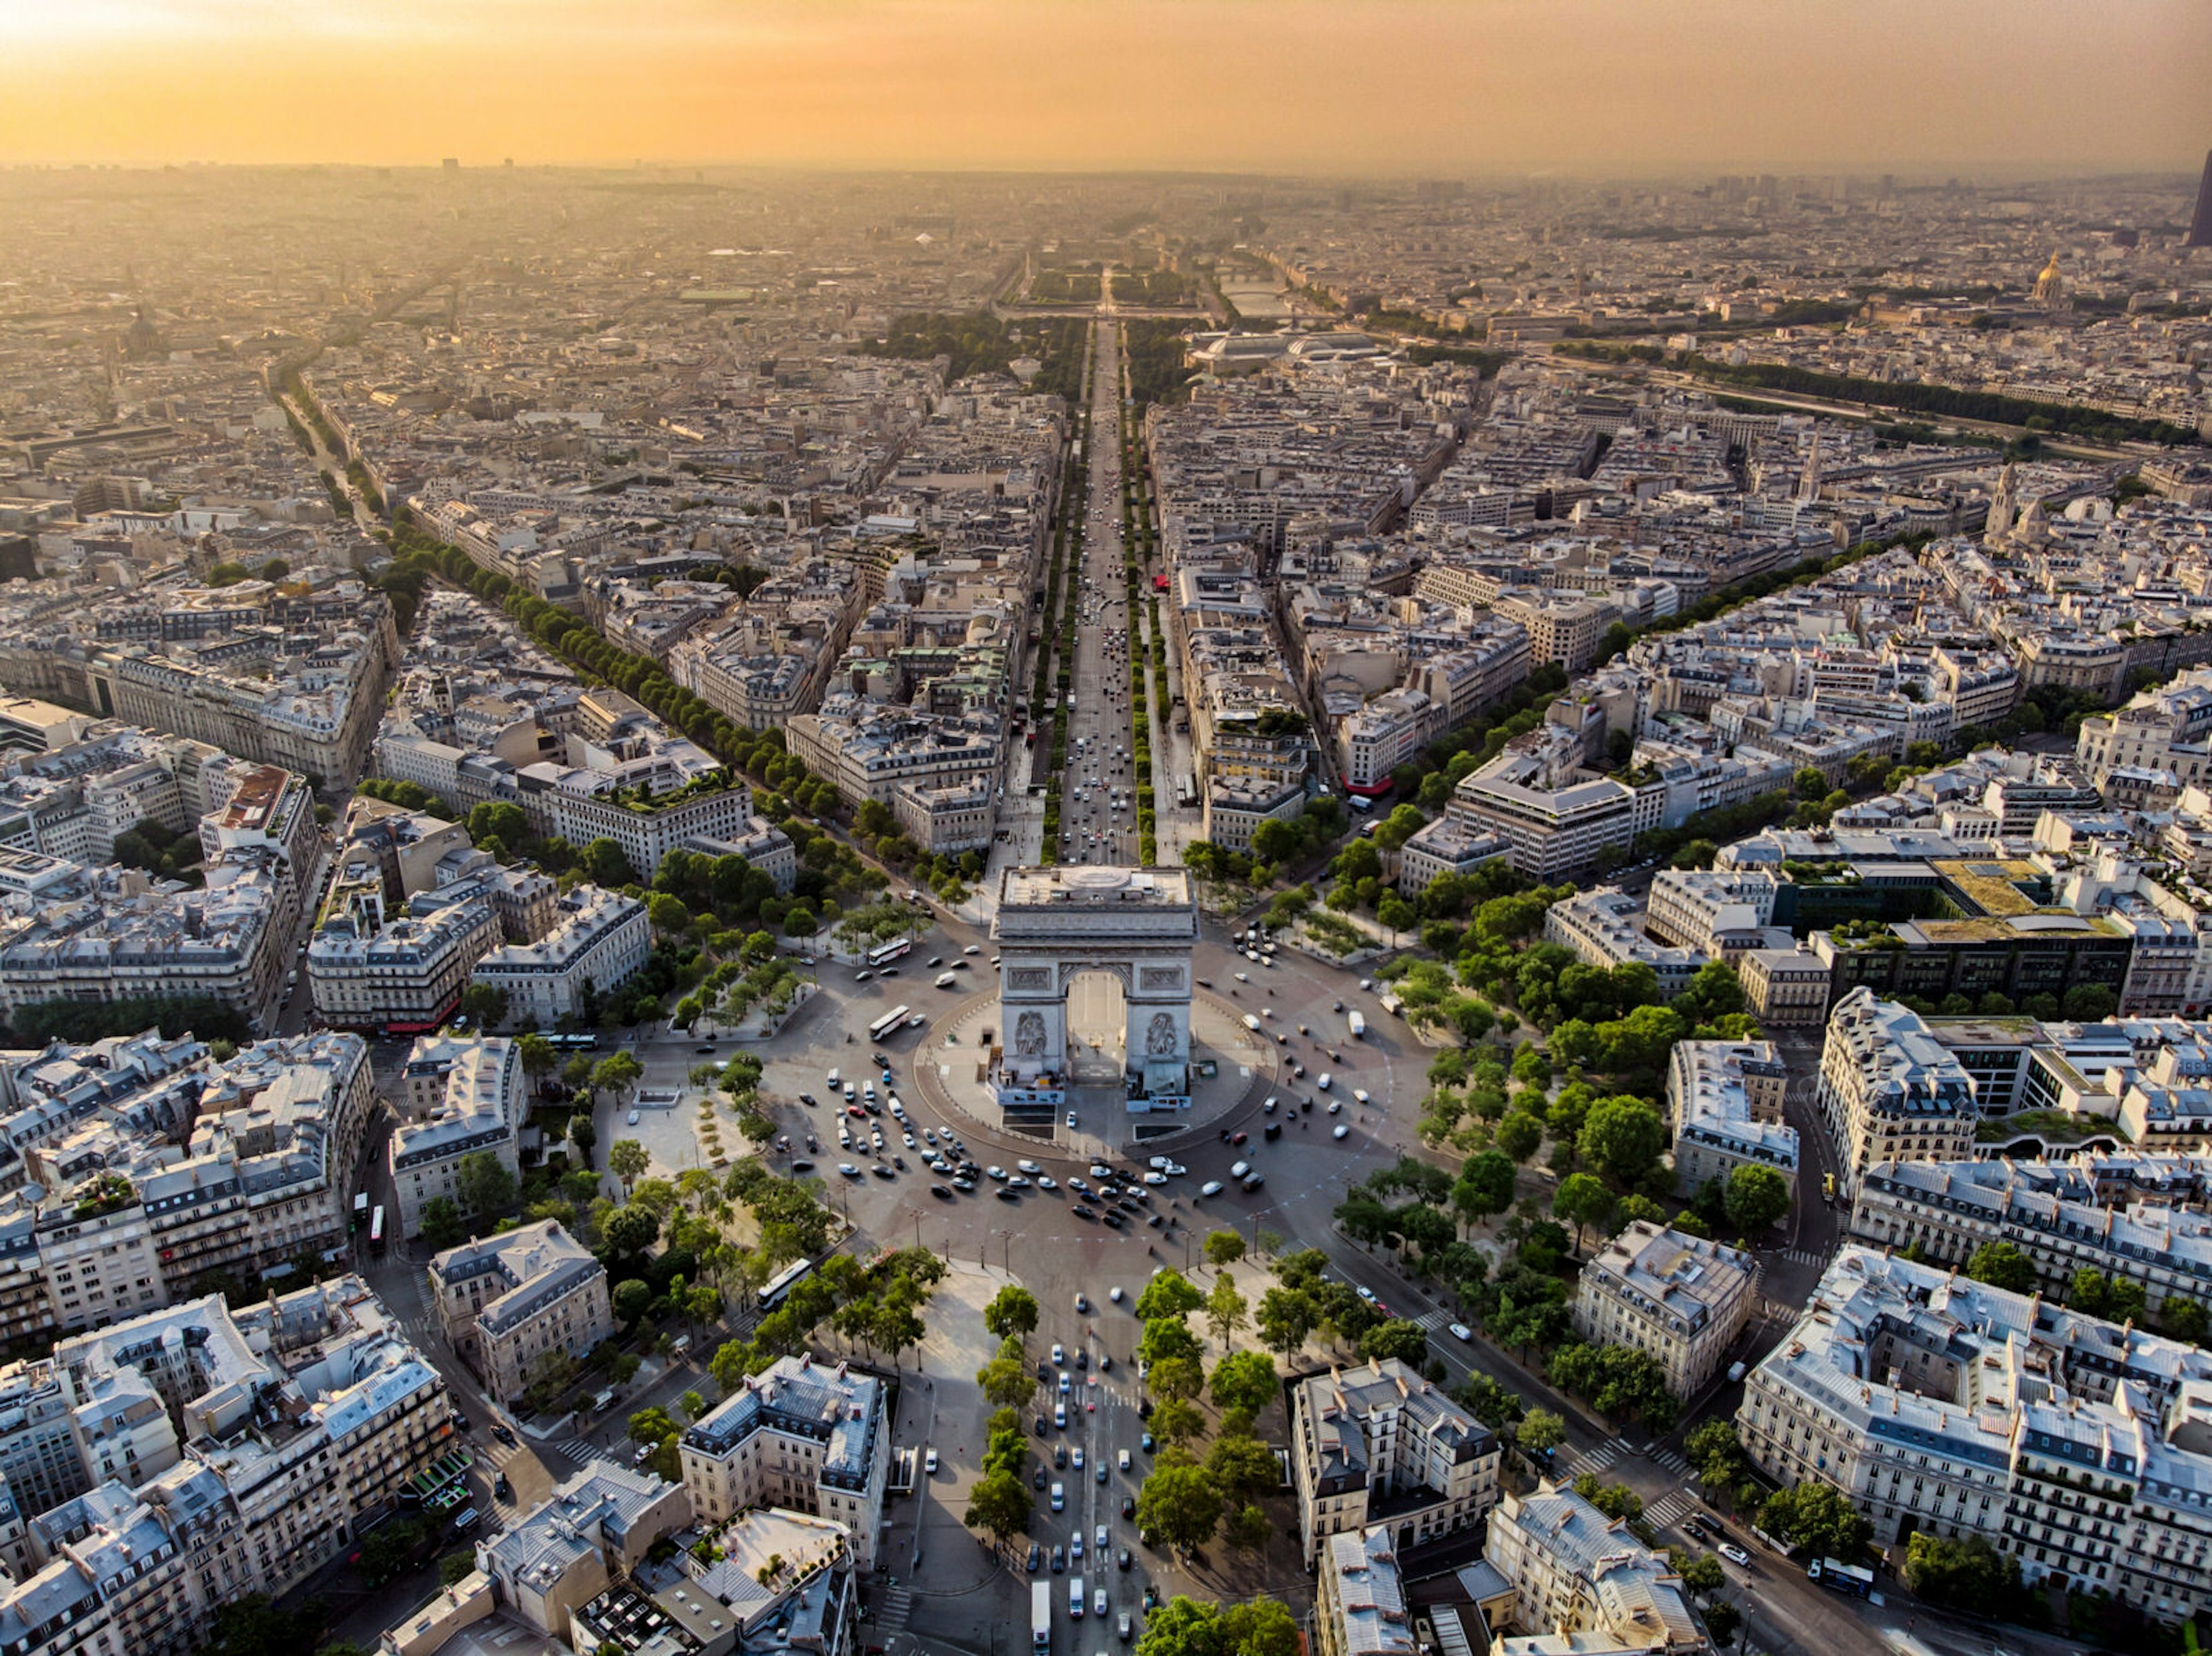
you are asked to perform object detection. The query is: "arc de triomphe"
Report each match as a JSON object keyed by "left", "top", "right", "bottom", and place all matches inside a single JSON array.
[{"left": 989, "top": 865, "right": 1198, "bottom": 1123}]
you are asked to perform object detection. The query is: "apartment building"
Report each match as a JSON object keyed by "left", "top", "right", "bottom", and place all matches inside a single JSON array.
[
  {"left": 388, "top": 1035, "right": 523, "bottom": 1240},
  {"left": 570, "top": 1504, "right": 857, "bottom": 1656},
  {"left": 1571, "top": 1222, "right": 1756, "bottom": 1396},
  {"left": 1490, "top": 590, "right": 1619, "bottom": 674},
  {"left": 475, "top": 1460, "right": 692, "bottom": 1640},
  {"left": 307, "top": 876, "right": 501, "bottom": 1032},
  {"left": 1738, "top": 945, "right": 1832, "bottom": 1027},
  {"left": 1849, "top": 1153, "right": 2212, "bottom": 1314},
  {"left": 1288, "top": 1356, "right": 1500, "bottom": 1567},
  {"left": 679, "top": 1354, "right": 890, "bottom": 1567},
  {"left": 1664, "top": 1040, "right": 1799, "bottom": 1193},
  {"left": 2077, "top": 668, "right": 2212, "bottom": 790},
  {"left": 1314, "top": 1526, "right": 1416, "bottom": 1656},
  {"left": 891, "top": 774, "right": 993, "bottom": 855},
  {"left": 1203, "top": 775, "right": 1307, "bottom": 854},
  {"left": 427, "top": 1221, "right": 613, "bottom": 1406},
  {"left": 1642, "top": 868, "right": 1779, "bottom": 954},
  {"left": 1544, "top": 888, "right": 1707, "bottom": 996},
  {"left": 1813, "top": 911, "right": 2135, "bottom": 1014},
  {"left": 1737, "top": 1246, "right": 2212, "bottom": 1620},
  {"left": 0, "top": 1280, "right": 453, "bottom": 1656},
  {"left": 529, "top": 772, "right": 760, "bottom": 881},
  {"left": 1483, "top": 1483, "right": 1707, "bottom": 1654},
  {"left": 469, "top": 885, "right": 650, "bottom": 1029},
  {"left": 1449, "top": 729, "right": 1637, "bottom": 881},
  {"left": 1813, "top": 989, "right": 1979, "bottom": 1195},
  {"left": 1395, "top": 816, "right": 1512, "bottom": 890}
]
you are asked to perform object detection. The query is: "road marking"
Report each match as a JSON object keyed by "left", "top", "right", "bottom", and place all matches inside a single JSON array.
[
  {"left": 1565, "top": 1441, "right": 1620, "bottom": 1477},
  {"left": 1645, "top": 1491, "right": 1694, "bottom": 1532}
]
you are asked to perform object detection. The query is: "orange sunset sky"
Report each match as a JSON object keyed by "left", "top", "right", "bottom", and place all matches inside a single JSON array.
[{"left": 0, "top": 0, "right": 2205, "bottom": 175}]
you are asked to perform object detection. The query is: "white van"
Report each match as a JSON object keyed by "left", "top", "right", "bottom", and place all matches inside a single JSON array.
[
  {"left": 1241, "top": 1014, "right": 1262, "bottom": 1032},
  {"left": 1316, "top": 1073, "right": 1332, "bottom": 1092},
  {"left": 1070, "top": 1576, "right": 1085, "bottom": 1619},
  {"left": 826, "top": 1068, "right": 840, "bottom": 1087}
]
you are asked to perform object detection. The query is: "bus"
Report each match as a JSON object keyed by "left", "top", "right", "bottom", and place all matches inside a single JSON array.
[
  {"left": 866, "top": 938, "right": 912, "bottom": 968},
  {"left": 758, "top": 1257, "right": 815, "bottom": 1313},
  {"left": 547, "top": 1033, "right": 600, "bottom": 1051},
  {"left": 368, "top": 1206, "right": 387, "bottom": 1255},
  {"left": 1807, "top": 1558, "right": 1873, "bottom": 1598},
  {"left": 867, "top": 1006, "right": 913, "bottom": 1043},
  {"left": 352, "top": 1192, "right": 369, "bottom": 1231}
]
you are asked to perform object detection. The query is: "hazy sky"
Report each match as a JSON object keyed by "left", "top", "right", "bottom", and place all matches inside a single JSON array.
[{"left": 1, "top": 0, "right": 2204, "bottom": 176}]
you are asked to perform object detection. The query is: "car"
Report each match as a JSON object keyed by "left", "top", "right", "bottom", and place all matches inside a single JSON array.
[
  {"left": 790, "top": 1158, "right": 817, "bottom": 1174},
  {"left": 1075, "top": 1350, "right": 1089, "bottom": 1371},
  {"left": 1066, "top": 1109, "right": 1079, "bottom": 1128},
  {"left": 1069, "top": 1534, "right": 1083, "bottom": 1562},
  {"left": 1051, "top": 1542, "right": 1066, "bottom": 1570},
  {"left": 1027, "top": 1542, "right": 1043, "bottom": 1573},
  {"left": 490, "top": 1422, "right": 517, "bottom": 1447},
  {"left": 837, "top": 1162, "right": 862, "bottom": 1178},
  {"left": 1140, "top": 1432, "right": 1154, "bottom": 1453},
  {"left": 903, "top": 1132, "right": 916, "bottom": 1148},
  {"left": 854, "top": 969, "right": 872, "bottom": 982},
  {"left": 1230, "top": 1131, "right": 1247, "bottom": 1146},
  {"left": 1449, "top": 1322, "right": 1474, "bottom": 1343},
  {"left": 1353, "top": 1087, "right": 1371, "bottom": 1105},
  {"left": 800, "top": 1092, "right": 817, "bottom": 1106},
  {"left": 1121, "top": 1495, "right": 1136, "bottom": 1519},
  {"left": 1007, "top": 1175, "right": 1032, "bottom": 1188},
  {"left": 872, "top": 1165, "right": 897, "bottom": 1181},
  {"left": 1099, "top": 1354, "right": 1113, "bottom": 1372},
  {"left": 1316, "top": 1071, "right": 1332, "bottom": 1091},
  {"left": 1039, "top": 1175, "right": 1059, "bottom": 1191},
  {"left": 1355, "top": 1284, "right": 1376, "bottom": 1303},
  {"left": 1328, "top": 1098, "right": 1343, "bottom": 1115},
  {"left": 633, "top": 1442, "right": 654, "bottom": 1466},
  {"left": 925, "top": 1448, "right": 940, "bottom": 1475},
  {"left": 930, "top": 1183, "right": 955, "bottom": 1200},
  {"left": 1229, "top": 1160, "right": 1251, "bottom": 1180},
  {"left": 953, "top": 1177, "right": 976, "bottom": 1192},
  {"left": 1719, "top": 1543, "right": 1751, "bottom": 1567},
  {"left": 1108, "top": 1284, "right": 1124, "bottom": 1302},
  {"left": 927, "top": 956, "right": 944, "bottom": 967},
  {"left": 1072, "top": 1204, "right": 1098, "bottom": 1221},
  {"left": 1075, "top": 1291, "right": 1090, "bottom": 1312},
  {"left": 986, "top": 1166, "right": 1007, "bottom": 1180},
  {"left": 1119, "top": 1612, "right": 1133, "bottom": 1642},
  {"left": 695, "top": 1044, "right": 715, "bottom": 1055},
  {"left": 963, "top": 944, "right": 981, "bottom": 956},
  {"left": 1233, "top": 971, "right": 1249, "bottom": 983},
  {"left": 1200, "top": 1180, "right": 1225, "bottom": 1196},
  {"left": 1142, "top": 1170, "right": 1167, "bottom": 1185},
  {"left": 1059, "top": 1371, "right": 1072, "bottom": 1394},
  {"left": 1090, "top": 1164, "right": 1113, "bottom": 1179},
  {"left": 1333, "top": 1124, "right": 1350, "bottom": 1139},
  {"left": 1101, "top": 1210, "right": 1126, "bottom": 1229},
  {"left": 1096, "top": 1524, "right": 1109, "bottom": 1553},
  {"left": 1054, "top": 1443, "right": 1068, "bottom": 1468},
  {"left": 995, "top": 1188, "right": 1021, "bottom": 1203},
  {"left": 626, "top": 1108, "right": 642, "bottom": 1126},
  {"left": 1071, "top": 1446, "right": 1085, "bottom": 1469},
  {"left": 1052, "top": 1342, "right": 1065, "bottom": 1364}
]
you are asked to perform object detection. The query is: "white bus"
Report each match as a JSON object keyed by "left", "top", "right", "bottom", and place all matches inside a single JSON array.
[
  {"left": 866, "top": 1006, "right": 912, "bottom": 1043},
  {"left": 866, "top": 937, "right": 912, "bottom": 968}
]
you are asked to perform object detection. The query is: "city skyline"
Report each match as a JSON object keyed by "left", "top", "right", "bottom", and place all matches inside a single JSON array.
[{"left": 1, "top": 0, "right": 2206, "bottom": 176}]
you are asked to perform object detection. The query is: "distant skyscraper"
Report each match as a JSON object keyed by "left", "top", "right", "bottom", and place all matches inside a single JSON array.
[{"left": 2190, "top": 151, "right": 2212, "bottom": 248}]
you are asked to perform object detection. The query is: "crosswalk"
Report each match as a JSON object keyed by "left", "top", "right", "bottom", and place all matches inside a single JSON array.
[
  {"left": 876, "top": 1585, "right": 912, "bottom": 1634},
  {"left": 1412, "top": 1309, "right": 1454, "bottom": 1332},
  {"left": 539, "top": 1437, "right": 597, "bottom": 1469},
  {"left": 1645, "top": 1491, "right": 1695, "bottom": 1533},
  {"left": 1772, "top": 1248, "right": 1827, "bottom": 1268},
  {"left": 1648, "top": 1447, "right": 1691, "bottom": 1478},
  {"left": 1563, "top": 1437, "right": 1630, "bottom": 1479}
]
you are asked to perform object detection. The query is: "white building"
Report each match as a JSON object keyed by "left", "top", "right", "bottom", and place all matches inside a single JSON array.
[
  {"left": 1288, "top": 1356, "right": 1500, "bottom": 1566},
  {"left": 1571, "top": 1221, "right": 1755, "bottom": 1397},
  {"left": 469, "top": 885, "right": 650, "bottom": 1028}
]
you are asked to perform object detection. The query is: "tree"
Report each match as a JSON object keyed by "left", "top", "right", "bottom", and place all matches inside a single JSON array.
[
  {"left": 2164, "top": 1295, "right": 2209, "bottom": 1344},
  {"left": 978, "top": 1339, "right": 1039, "bottom": 1409},
  {"left": 613, "top": 1278, "right": 654, "bottom": 1325},
  {"left": 2061, "top": 982, "right": 2118, "bottom": 1022},
  {"left": 1135, "top": 1596, "right": 1224, "bottom": 1656},
  {"left": 567, "top": 1111, "right": 597, "bottom": 1168},
  {"left": 1453, "top": 1149, "right": 1517, "bottom": 1223},
  {"left": 1676, "top": 1551, "right": 1726, "bottom": 1596},
  {"left": 1702, "top": 1600, "right": 1741, "bottom": 1648},
  {"left": 1722, "top": 1164, "right": 1790, "bottom": 1237},
  {"left": 601, "top": 1203, "right": 660, "bottom": 1259},
  {"left": 1209, "top": 1350, "right": 1277, "bottom": 1418},
  {"left": 983, "top": 1284, "right": 1040, "bottom": 1343},
  {"left": 1902, "top": 1531, "right": 2021, "bottom": 1615},
  {"left": 1203, "top": 1230, "right": 1247, "bottom": 1271},
  {"left": 1359, "top": 1318, "right": 1429, "bottom": 1367},
  {"left": 518, "top": 1033, "right": 558, "bottom": 1092},
  {"left": 1518, "top": 1407, "right": 1566, "bottom": 1456},
  {"left": 1148, "top": 1396, "right": 1205, "bottom": 1446},
  {"left": 459, "top": 982, "right": 510, "bottom": 1029},
  {"left": 1137, "top": 1456, "right": 1224, "bottom": 1551},
  {"left": 1552, "top": 1173, "right": 1615, "bottom": 1253},
  {"left": 1578, "top": 1096, "right": 1665, "bottom": 1187},
  {"left": 1965, "top": 1241, "right": 2039, "bottom": 1294},
  {"left": 1205, "top": 1273, "right": 1248, "bottom": 1347},
  {"left": 1496, "top": 1111, "right": 1545, "bottom": 1163},
  {"left": 455, "top": 1150, "right": 517, "bottom": 1219},
  {"left": 627, "top": 1404, "right": 679, "bottom": 1447},
  {"left": 419, "top": 1196, "right": 465, "bottom": 1250},
  {"left": 1135, "top": 1269, "right": 1203, "bottom": 1322},
  {"left": 1758, "top": 1482, "right": 1873, "bottom": 1562},
  {"left": 1219, "top": 1597, "right": 1301, "bottom": 1656},
  {"left": 965, "top": 1467, "right": 1033, "bottom": 1549},
  {"left": 1255, "top": 1287, "right": 1316, "bottom": 1357},
  {"left": 607, "top": 1138, "right": 651, "bottom": 1193},
  {"left": 1204, "top": 1433, "right": 1279, "bottom": 1508},
  {"left": 1149, "top": 1354, "right": 1205, "bottom": 1403},
  {"left": 592, "top": 1049, "right": 643, "bottom": 1106}
]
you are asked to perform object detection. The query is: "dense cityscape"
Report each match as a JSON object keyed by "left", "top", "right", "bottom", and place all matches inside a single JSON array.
[{"left": 0, "top": 128, "right": 2210, "bottom": 1656}]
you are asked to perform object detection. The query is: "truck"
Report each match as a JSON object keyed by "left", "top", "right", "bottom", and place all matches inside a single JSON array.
[
  {"left": 1033, "top": 1582, "right": 1052, "bottom": 1651},
  {"left": 1347, "top": 1010, "right": 1366, "bottom": 1040}
]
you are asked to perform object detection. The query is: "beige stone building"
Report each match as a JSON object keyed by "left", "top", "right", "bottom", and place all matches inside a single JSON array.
[
  {"left": 427, "top": 1221, "right": 613, "bottom": 1405},
  {"left": 1571, "top": 1222, "right": 1755, "bottom": 1397},
  {"left": 679, "top": 1354, "right": 890, "bottom": 1567},
  {"left": 1288, "top": 1356, "right": 1500, "bottom": 1567}
]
